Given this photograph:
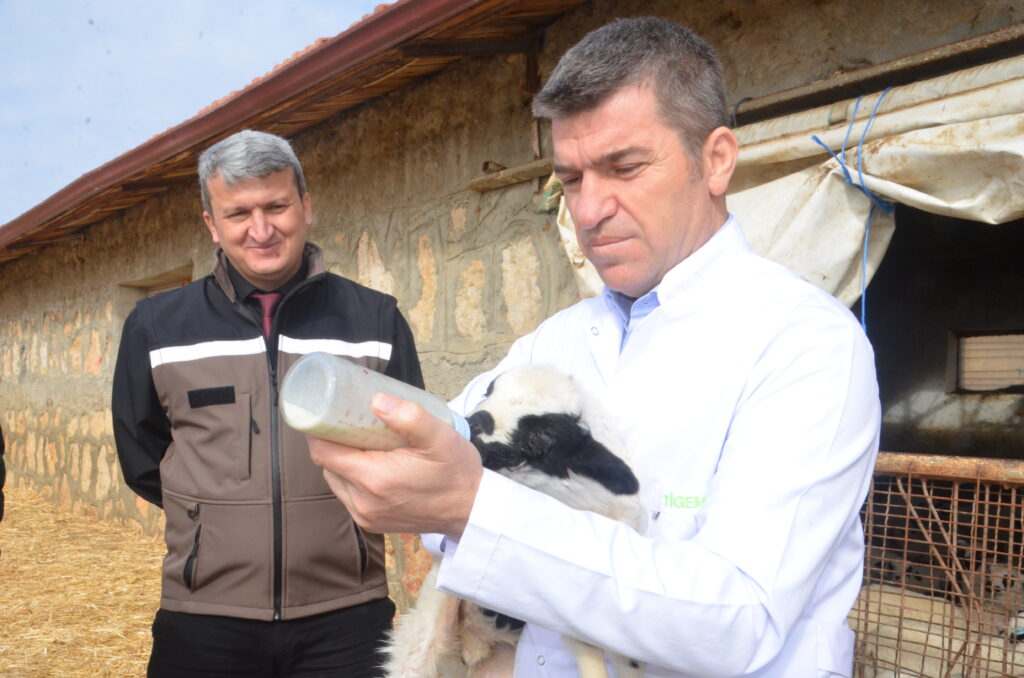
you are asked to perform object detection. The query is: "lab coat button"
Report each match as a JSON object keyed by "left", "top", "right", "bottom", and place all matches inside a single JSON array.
[
  {"left": 590, "top": 326, "right": 599, "bottom": 335},
  {"left": 537, "top": 655, "right": 546, "bottom": 665}
]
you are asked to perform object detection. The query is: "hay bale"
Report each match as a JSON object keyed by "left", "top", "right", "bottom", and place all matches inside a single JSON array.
[{"left": 0, "top": 485, "right": 163, "bottom": 676}]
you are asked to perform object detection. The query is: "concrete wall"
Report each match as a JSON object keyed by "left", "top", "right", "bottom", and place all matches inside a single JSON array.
[
  {"left": 866, "top": 207, "right": 1024, "bottom": 460},
  {"left": 1, "top": 0, "right": 1021, "bottom": 603}
]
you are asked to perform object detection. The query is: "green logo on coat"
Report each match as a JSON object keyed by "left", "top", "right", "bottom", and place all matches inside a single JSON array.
[{"left": 662, "top": 493, "right": 706, "bottom": 510}]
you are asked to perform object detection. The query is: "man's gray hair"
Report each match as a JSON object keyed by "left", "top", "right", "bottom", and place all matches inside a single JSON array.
[
  {"left": 532, "top": 16, "right": 729, "bottom": 163},
  {"left": 198, "top": 129, "right": 307, "bottom": 213}
]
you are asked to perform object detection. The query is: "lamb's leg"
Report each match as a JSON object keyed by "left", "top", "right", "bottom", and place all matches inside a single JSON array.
[
  {"left": 466, "top": 644, "right": 516, "bottom": 678},
  {"left": 381, "top": 562, "right": 463, "bottom": 678},
  {"left": 458, "top": 603, "right": 520, "bottom": 672},
  {"left": 609, "top": 653, "right": 645, "bottom": 678},
  {"left": 459, "top": 603, "right": 498, "bottom": 669},
  {"left": 564, "top": 637, "right": 610, "bottom": 678}
]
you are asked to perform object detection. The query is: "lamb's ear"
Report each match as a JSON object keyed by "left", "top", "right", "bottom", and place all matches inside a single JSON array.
[
  {"left": 517, "top": 412, "right": 640, "bottom": 494},
  {"left": 466, "top": 409, "right": 495, "bottom": 437},
  {"left": 567, "top": 434, "right": 640, "bottom": 496}
]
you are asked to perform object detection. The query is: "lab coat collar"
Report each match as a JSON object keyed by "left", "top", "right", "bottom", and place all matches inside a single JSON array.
[{"left": 657, "top": 215, "right": 750, "bottom": 300}]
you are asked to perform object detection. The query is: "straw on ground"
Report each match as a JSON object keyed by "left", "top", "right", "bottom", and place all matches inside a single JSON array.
[{"left": 0, "top": 485, "right": 163, "bottom": 677}]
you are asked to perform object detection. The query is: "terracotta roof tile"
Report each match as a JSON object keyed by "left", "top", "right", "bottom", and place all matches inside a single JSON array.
[{"left": 195, "top": 5, "right": 396, "bottom": 121}]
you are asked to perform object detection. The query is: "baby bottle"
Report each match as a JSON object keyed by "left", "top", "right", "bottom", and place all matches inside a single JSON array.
[{"left": 280, "top": 352, "right": 453, "bottom": 450}]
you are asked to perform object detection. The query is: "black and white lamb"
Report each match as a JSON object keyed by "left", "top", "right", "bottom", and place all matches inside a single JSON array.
[{"left": 382, "top": 363, "right": 646, "bottom": 678}]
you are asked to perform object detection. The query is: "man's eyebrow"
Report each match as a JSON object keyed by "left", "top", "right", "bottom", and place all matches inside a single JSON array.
[
  {"left": 553, "top": 146, "right": 650, "bottom": 175},
  {"left": 601, "top": 146, "right": 648, "bottom": 163}
]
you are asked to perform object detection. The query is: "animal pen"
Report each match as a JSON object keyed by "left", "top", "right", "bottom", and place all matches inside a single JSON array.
[{"left": 851, "top": 452, "right": 1024, "bottom": 677}]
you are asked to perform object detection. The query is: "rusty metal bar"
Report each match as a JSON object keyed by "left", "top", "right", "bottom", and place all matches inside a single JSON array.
[{"left": 875, "top": 452, "right": 1024, "bottom": 484}]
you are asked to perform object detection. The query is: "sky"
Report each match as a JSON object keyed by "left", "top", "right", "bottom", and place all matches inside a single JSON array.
[{"left": 0, "top": 0, "right": 385, "bottom": 225}]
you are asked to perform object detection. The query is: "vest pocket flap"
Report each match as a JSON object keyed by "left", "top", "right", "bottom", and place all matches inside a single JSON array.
[
  {"left": 162, "top": 390, "right": 254, "bottom": 494},
  {"left": 188, "top": 386, "right": 236, "bottom": 408}
]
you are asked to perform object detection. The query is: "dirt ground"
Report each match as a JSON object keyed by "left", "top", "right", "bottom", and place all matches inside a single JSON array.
[{"left": 0, "top": 485, "right": 163, "bottom": 677}]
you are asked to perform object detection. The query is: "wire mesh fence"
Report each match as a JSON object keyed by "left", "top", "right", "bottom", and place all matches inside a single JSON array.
[{"left": 852, "top": 453, "right": 1024, "bottom": 678}]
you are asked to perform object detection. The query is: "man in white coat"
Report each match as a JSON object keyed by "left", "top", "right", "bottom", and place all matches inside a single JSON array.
[{"left": 309, "top": 16, "right": 880, "bottom": 678}]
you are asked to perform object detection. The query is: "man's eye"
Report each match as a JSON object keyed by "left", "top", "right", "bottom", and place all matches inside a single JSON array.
[
  {"left": 559, "top": 175, "right": 581, "bottom": 187},
  {"left": 268, "top": 204, "right": 287, "bottom": 212},
  {"left": 615, "top": 164, "right": 641, "bottom": 176}
]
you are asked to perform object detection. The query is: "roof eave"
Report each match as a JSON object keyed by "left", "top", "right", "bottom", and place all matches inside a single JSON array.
[{"left": 0, "top": 0, "right": 486, "bottom": 250}]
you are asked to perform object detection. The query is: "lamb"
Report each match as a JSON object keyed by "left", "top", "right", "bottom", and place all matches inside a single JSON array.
[
  {"left": 864, "top": 541, "right": 1024, "bottom": 641},
  {"left": 851, "top": 583, "right": 1024, "bottom": 678},
  {"left": 381, "top": 363, "right": 646, "bottom": 678}
]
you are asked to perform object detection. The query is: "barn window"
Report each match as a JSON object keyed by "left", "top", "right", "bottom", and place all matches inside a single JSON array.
[
  {"left": 954, "top": 332, "right": 1024, "bottom": 392},
  {"left": 113, "top": 262, "right": 194, "bottom": 336},
  {"left": 143, "top": 275, "right": 190, "bottom": 297},
  {"left": 120, "top": 263, "right": 193, "bottom": 297}
]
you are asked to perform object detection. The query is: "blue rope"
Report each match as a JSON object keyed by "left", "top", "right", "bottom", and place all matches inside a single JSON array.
[
  {"left": 860, "top": 204, "right": 877, "bottom": 331},
  {"left": 811, "top": 88, "right": 895, "bottom": 332}
]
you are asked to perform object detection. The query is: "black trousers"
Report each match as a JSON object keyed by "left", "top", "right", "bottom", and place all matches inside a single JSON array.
[{"left": 147, "top": 598, "right": 395, "bottom": 678}]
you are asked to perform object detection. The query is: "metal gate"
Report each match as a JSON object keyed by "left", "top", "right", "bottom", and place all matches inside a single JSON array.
[{"left": 851, "top": 452, "right": 1024, "bottom": 677}]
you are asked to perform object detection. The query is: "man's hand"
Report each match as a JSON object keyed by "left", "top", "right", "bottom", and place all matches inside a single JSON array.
[{"left": 307, "top": 392, "right": 483, "bottom": 539}]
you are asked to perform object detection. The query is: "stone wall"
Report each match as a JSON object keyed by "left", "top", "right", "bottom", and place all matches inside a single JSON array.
[
  {"left": 0, "top": 193, "right": 207, "bottom": 536},
  {"left": 1, "top": 0, "right": 1019, "bottom": 604},
  {"left": 288, "top": 47, "right": 580, "bottom": 397}
]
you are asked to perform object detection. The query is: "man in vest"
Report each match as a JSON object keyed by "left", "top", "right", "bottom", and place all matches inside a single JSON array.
[{"left": 113, "top": 129, "right": 424, "bottom": 677}]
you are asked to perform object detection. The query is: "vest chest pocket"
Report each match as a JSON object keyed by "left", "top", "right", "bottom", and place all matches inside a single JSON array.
[
  {"left": 169, "top": 387, "right": 254, "bottom": 488},
  {"left": 187, "top": 386, "right": 236, "bottom": 409}
]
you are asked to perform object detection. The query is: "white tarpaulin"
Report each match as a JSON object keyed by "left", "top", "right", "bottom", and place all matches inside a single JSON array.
[{"left": 558, "top": 54, "right": 1024, "bottom": 306}]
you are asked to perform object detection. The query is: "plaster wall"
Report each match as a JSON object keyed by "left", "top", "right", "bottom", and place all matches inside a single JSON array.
[{"left": 0, "top": 0, "right": 1020, "bottom": 605}]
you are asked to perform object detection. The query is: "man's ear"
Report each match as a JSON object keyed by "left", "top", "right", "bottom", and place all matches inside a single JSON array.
[
  {"left": 203, "top": 212, "right": 221, "bottom": 245},
  {"left": 302, "top": 192, "right": 313, "bottom": 227},
  {"left": 703, "top": 126, "right": 738, "bottom": 198}
]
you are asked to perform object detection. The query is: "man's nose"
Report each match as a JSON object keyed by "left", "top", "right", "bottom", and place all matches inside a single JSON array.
[
  {"left": 249, "top": 209, "right": 274, "bottom": 240},
  {"left": 571, "top": 174, "right": 616, "bottom": 230}
]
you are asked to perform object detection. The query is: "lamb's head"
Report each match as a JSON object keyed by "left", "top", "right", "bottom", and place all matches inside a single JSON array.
[{"left": 466, "top": 364, "right": 643, "bottom": 525}]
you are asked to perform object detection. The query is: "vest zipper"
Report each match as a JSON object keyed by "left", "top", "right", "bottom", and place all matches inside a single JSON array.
[
  {"left": 245, "top": 292, "right": 284, "bottom": 621},
  {"left": 355, "top": 524, "right": 369, "bottom": 579},
  {"left": 236, "top": 278, "right": 308, "bottom": 622},
  {"left": 269, "top": 350, "right": 283, "bottom": 621},
  {"left": 183, "top": 524, "right": 202, "bottom": 591}
]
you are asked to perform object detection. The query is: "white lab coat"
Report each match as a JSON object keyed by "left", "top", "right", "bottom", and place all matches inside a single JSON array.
[{"left": 440, "top": 218, "right": 881, "bottom": 677}]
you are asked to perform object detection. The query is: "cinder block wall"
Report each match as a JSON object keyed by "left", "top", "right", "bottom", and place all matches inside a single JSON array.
[{"left": 0, "top": 0, "right": 1015, "bottom": 606}]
